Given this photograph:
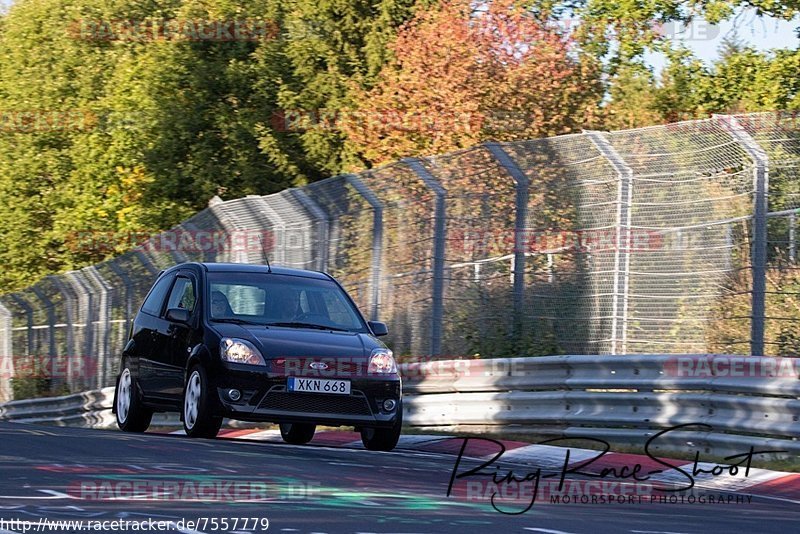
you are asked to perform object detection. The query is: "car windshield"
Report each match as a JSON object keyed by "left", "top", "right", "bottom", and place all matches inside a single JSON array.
[{"left": 207, "top": 272, "right": 368, "bottom": 333}]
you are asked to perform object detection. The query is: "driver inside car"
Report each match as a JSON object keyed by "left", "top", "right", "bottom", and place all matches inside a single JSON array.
[
  {"left": 266, "top": 287, "right": 300, "bottom": 322},
  {"left": 210, "top": 290, "right": 234, "bottom": 319}
]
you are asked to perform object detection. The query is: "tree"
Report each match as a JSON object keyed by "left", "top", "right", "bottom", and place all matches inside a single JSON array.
[
  {"left": 255, "top": 0, "right": 426, "bottom": 177},
  {"left": 342, "top": 0, "right": 603, "bottom": 166},
  {"left": 603, "top": 62, "right": 663, "bottom": 130},
  {"left": 654, "top": 44, "right": 800, "bottom": 117},
  {"left": 570, "top": 0, "right": 799, "bottom": 68},
  {"left": 0, "top": 0, "right": 423, "bottom": 291}
]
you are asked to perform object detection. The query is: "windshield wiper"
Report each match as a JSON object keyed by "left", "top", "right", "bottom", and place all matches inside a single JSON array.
[
  {"left": 211, "top": 317, "right": 266, "bottom": 326},
  {"left": 266, "top": 321, "right": 349, "bottom": 332}
]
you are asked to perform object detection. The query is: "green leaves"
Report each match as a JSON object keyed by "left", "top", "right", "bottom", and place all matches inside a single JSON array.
[{"left": 0, "top": 0, "right": 798, "bottom": 294}]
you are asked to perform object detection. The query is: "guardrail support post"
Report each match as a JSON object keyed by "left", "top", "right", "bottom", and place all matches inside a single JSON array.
[
  {"left": 484, "top": 142, "right": 529, "bottom": 341},
  {"left": 716, "top": 114, "right": 769, "bottom": 356},
  {"left": 587, "top": 132, "right": 634, "bottom": 355},
  {"left": 344, "top": 174, "right": 383, "bottom": 322},
  {"left": 402, "top": 159, "right": 446, "bottom": 356}
]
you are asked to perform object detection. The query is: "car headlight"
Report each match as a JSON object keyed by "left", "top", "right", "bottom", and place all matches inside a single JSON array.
[
  {"left": 368, "top": 348, "right": 397, "bottom": 374},
  {"left": 220, "top": 338, "right": 266, "bottom": 366}
]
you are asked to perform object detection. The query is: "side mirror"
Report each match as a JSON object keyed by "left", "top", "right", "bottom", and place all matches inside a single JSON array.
[
  {"left": 368, "top": 321, "right": 389, "bottom": 337},
  {"left": 166, "top": 307, "right": 190, "bottom": 323}
]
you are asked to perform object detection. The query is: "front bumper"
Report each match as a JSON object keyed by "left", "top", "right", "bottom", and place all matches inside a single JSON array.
[{"left": 212, "top": 363, "right": 401, "bottom": 428}]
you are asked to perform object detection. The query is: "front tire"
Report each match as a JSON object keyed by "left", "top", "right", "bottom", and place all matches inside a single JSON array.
[
  {"left": 183, "top": 366, "right": 222, "bottom": 438},
  {"left": 361, "top": 401, "right": 402, "bottom": 451},
  {"left": 115, "top": 363, "right": 152, "bottom": 433},
  {"left": 279, "top": 423, "right": 316, "bottom": 445}
]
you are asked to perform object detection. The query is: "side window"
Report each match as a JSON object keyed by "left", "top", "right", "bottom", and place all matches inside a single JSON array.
[
  {"left": 166, "top": 277, "right": 196, "bottom": 312},
  {"left": 140, "top": 274, "right": 175, "bottom": 316}
]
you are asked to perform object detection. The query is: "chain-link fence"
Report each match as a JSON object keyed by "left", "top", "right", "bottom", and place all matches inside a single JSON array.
[{"left": 1, "top": 111, "right": 799, "bottom": 401}]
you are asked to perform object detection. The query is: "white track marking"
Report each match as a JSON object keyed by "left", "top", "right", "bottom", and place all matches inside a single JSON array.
[
  {"left": 523, "top": 528, "right": 579, "bottom": 534},
  {"left": 495, "top": 444, "right": 602, "bottom": 468}
]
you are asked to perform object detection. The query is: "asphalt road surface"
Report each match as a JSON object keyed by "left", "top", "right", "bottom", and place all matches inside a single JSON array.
[{"left": 0, "top": 422, "right": 796, "bottom": 534}]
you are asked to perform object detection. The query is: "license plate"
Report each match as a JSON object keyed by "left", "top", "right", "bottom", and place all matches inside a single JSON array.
[{"left": 287, "top": 377, "right": 351, "bottom": 395}]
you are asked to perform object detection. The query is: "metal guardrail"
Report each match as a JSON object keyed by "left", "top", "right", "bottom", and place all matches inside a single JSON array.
[
  {"left": 399, "top": 354, "right": 800, "bottom": 457},
  {"left": 0, "top": 387, "right": 116, "bottom": 428},
  {"left": 0, "top": 387, "right": 182, "bottom": 428},
  {"left": 1, "top": 354, "right": 798, "bottom": 457}
]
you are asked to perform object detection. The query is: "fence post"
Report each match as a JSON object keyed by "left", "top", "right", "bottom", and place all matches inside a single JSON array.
[
  {"left": 48, "top": 276, "right": 75, "bottom": 361},
  {"left": 255, "top": 195, "right": 289, "bottom": 265},
  {"left": 9, "top": 294, "right": 33, "bottom": 357},
  {"left": 0, "top": 300, "right": 12, "bottom": 402},
  {"left": 587, "top": 131, "right": 634, "bottom": 355},
  {"left": 716, "top": 114, "right": 769, "bottom": 356},
  {"left": 83, "top": 267, "right": 112, "bottom": 387},
  {"left": 402, "top": 158, "right": 446, "bottom": 356},
  {"left": 30, "top": 287, "right": 57, "bottom": 384},
  {"left": 64, "top": 272, "right": 96, "bottom": 388},
  {"left": 484, "top": 142, "right": 529, "bottom": 340},
  {"left": 790, "top": 212, "right": 796, "bottom": 263},
  {"left": 290, "top": 188, "right": 330, "bottom": 272},
  {"left": 108, "top": 261, "right": 134, "bottom": 338},
  {"left": 133, "top": 250, "right": 161, "bottom": 277},
  {"left": 166, "top": 225, "right": 190, "bottom": 265},
  {"left": 344, "top": 174, "right": 383, "bottom": 322},
  {"left": 48, "top": 276, "right": 77, "bottom": 391}
]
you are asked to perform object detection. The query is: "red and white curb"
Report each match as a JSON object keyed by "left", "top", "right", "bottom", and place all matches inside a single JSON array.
[{"left": 166, "top": 428, "right": 800, "bottom": 501}]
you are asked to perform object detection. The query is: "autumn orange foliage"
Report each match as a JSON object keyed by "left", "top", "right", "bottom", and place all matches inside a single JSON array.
[{"left": 343, "top": 0, "right": 603, "bottom": 166}]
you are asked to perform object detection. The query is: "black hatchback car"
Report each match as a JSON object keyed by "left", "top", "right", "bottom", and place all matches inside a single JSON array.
[{"left": 113, "top": 262, "right": 402, "bottom": 451}]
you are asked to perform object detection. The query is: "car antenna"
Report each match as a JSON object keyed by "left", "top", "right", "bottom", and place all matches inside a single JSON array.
[{"left": 265, "top": 256, "right": 272, "bottom": 273}]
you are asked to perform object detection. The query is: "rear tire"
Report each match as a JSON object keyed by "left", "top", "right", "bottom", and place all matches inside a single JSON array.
[
  {"left": 183, "top": 366, "right": 222, "bottom": 438},
  {"left": 361, "top": 401, "right": 402, "bottom": 451},
  {"left": 115, "top": 363, "right": 152, "bottom": 433},
  {"left": 279, "top": 423, "right": 316, "bottom": 445}
]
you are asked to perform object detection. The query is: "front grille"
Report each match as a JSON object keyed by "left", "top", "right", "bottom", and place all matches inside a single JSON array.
[{"left": 258, "top": 390, "right": 373, "bottom": 416}]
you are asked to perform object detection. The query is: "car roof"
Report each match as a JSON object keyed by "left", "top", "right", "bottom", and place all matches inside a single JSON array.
[{"left": 167, "top": 262, "right": 332, "bottom": 280}]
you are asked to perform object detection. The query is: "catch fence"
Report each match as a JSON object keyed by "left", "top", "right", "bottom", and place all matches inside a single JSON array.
[{"left": 1, "top": 112, "right": 799, "bottom": 401}]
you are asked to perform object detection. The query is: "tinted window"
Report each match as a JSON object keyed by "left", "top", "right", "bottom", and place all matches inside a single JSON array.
[
  {"left": 208, "top": 272, "right": 367, "bottom": 332},
  {"left": 140, "top": 273, "right": 175, "bottom": 316},
  {"left": 166, "top": 276, "right": 196, "bottom": 312}
]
